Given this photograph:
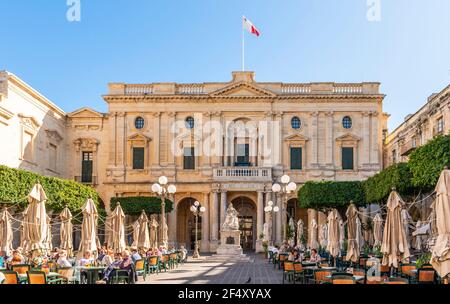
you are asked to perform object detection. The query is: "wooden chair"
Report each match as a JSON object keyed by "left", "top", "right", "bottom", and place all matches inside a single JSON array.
[
  {"left": 333, "top": 276, "right": 356, "bottom": 284},
  {"left": 313, "top": 270, "right": 332, "bottom": 284},
  {"left": 169, "top": 253, "right": 178, "bottom": 269},
  {"left": 380, "top": 264, "right": 391, "bottom": 276},
  {"left": 11, "top": 264, "right": 30, "bottom": 275},
  {"left": 147, "top": 256, "right": 160, "bottom": 274},
  {"left": 283, "top": 261, "right": 295, "bottom": 284},
  {"left": 278, "top": 254, "right": 288, "bottom": 270},
  {"left": 27, "top": 271, "right": 48, "bottom": 284},
  {"left": 400, "top": 263, "right": 416, "bottom": 283},
  {"left": 135, "top": 259, "right": 147, "bottom": 281},
  {"left": 159, "top": 255, "right": 170, "bottom": 272},
  {"left": 417, "top": 268, "right": 437, "bottom": 284},
  {"left": 57, "top": 267, "right": 79, "bottom": 284},
  {"left": 293, "top": 262, "right": 305, "bottom": 284},
  {"left": 1, "top": 271, "right": 20, "bottom": 284}
]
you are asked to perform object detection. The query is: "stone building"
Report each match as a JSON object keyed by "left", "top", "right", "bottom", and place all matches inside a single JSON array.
[
  {"left": 0, "top": 70, "right": 388, "bottom": 252},
  {"left": 384, "top": 84, "right": 450, "bottom": 167}
]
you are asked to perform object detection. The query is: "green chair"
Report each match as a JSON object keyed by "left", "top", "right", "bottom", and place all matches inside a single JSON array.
[
  {"left": 1, "top": 270, "right": 20, "bottom": 284},
  {"left": 159, "top": 254, "right": 170, "bottom": 272},
  {"left": 147, "top": 256, "right": 160, "bottom": 274},
  {"left": 282, "top": 261, "right": 295, "bottom": 284},
  {"left": 135, "top": 259, "right": 147, "bottom": 281},
  {"left": 111, "top": 270, "right": 129, "bottom": 284}
]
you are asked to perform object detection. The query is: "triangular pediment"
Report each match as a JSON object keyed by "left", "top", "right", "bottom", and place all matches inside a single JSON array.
[
  {"left": 210, "top": 82, "right": 276, "bottom": 97},
  {"left": 68, "top": 107, "right": 104, "bottom": 118},
  {"left": 336, "top": 133, "right": 361, "bottom": 142},
  {"left": 128, "top": 133, "right": 152, "bottom": 142},
  {"left": 284, "top": 133, "right": 310, "bottom": 142}
]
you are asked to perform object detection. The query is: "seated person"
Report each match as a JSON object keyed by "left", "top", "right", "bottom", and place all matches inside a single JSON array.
[
  {"left": 101, "top": 249, "right": 114, "bottom": 267},
  {"left": 0, "top": 250, "right": 8, "bottom": 268},
  {"left": 78, "top": 251, "right": 95, "bottom": 266},
  {"left": 9, "top": 250, "right": 25, "bottom": 266},
  {"left": 288, "top": 249, "right": 301, "bottom": 262},
  {"left": 98, "top": 250, "right": 135, "bottom": 284},
  {"left": 309, "top": 249, "right": 321, "bottom": 263},
  {"left": 97, "top": 248, "right": 106, "bottom": 263},
  {"left": 130, "top": 247, "right": 142, "bottom": 263},
  {"left": 57, "top": 250, "right": 72, "bottom": 268}
]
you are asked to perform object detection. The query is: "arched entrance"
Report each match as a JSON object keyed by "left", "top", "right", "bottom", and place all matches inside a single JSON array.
[
  {"left": 231, "top": 196, "right": 257, "bottom": 251},
  {"left": 177, "top": 197, "right": 203, "bottom": 250}
]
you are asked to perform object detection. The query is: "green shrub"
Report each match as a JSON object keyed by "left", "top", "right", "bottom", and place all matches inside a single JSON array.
[
  {"left": 363, "top": 163, "right": 417, "bottom": 204},
  {"left": 110, "top": 196, "right": 174, "bottom": 216},
  {"left": 298, "top": 181, "right": 366, "bottom": 211},
  {"left": 408, "top": 135, "right": 450, "bottom": 191},
  {"left": 0, "top": 165, "right": 101, "bottom": 216}
]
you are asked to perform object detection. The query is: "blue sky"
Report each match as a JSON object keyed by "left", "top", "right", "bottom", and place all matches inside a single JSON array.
[{"left": 1, "top": 0, "right": 449, "bottom": 130}]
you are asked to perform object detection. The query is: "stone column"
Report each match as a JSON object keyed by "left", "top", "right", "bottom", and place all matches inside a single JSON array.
[
  {"left": 201, "top": 192, "right": 210, "bottom": 252},
  {"left": 116, "top": 112, "right": 126, "bottom": 167},
  {"left": 362, "top": 111, "right": 371, "bottom": 166},
  {"left": 275, "top": 194, "right": 282, "bottom": 244},
  {"left": 210, "top": 191, "right": 219, "bottom": 251},
  {"left": 265, "top": 191, "right": 274, "bottom": 243},
  {"left": 168, "top": 197, "right": 177, "bottom": 247},
  {"left": 168, "top": 112, "right": 177, "bottom": 167},
  {"left": 371, "top": 112, "right": 380, "bottom": 165},
  {"left": 256, "top": 191, "right": 264, "bottom": 252},
  {"left": 310, "top": 112, "right": 319, "bottom": 168},
  {"left": 152, "top": 112, "right": 161, "bottom": 167},
  {"left": 220, "top": 190, "right": 228, "bottom": 228},
  {"left": 325, "top": 111, "right": 334, "bottom": 166},
  {"left": 109, "top": 112, "right": 117, "bottom": 166}
]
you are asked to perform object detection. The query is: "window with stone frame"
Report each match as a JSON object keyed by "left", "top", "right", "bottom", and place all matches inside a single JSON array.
[
  {"left": 184, "top": 147, "right": 195, "bottom": 170},
  {"left": 437, "top": 117, "right": 444, "bottom": 134},
  {"left": 133, "top": 147, "right": 145, "bottom": 170},
  {"left": 48, "top": 143, "right": 57, "bottom": 172},
  {"left": 342, "top": 147, "right": 354, "bottom": 170},
  {"left": 290, "top": 147, "right": 303, "bottom": 170}
]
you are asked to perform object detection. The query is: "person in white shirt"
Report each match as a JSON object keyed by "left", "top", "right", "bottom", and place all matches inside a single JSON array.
[
  {"left": 57, "top": 250, "right": 72, "bottom": 268},
  {"left": 77, "top": 251, "right": 94, "bottom": 266}
]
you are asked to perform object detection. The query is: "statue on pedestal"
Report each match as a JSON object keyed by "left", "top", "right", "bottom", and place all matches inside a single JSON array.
[
  {"left": 221, "top": 203, "right": 239, "bottom": 231},
  {"left": 217, "top": 203, "right": 243, "bottom": 256}
]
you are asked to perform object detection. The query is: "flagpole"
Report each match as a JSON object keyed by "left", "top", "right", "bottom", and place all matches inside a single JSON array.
[{"left": 242, "top": 16, "right": 245, "bottom": 72}]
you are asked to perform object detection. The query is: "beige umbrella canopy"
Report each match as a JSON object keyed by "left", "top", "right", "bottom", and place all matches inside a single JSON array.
[
  {"left": 59, "top": 207, "right": 73, "bottom": 256},
  {"left": 345, "top": 203, "right": 360, "bottom": 263},
  {"left": 339, "top": 218, "right": 345, "bottom": 251},
  {"left": 111, "top": 203, "right": 126, "bottom": 253},
  {"left": 132, "top": 220, "right": 140, "bottom": 247},
  {"left": 356, "top": 216, "right": 365, "bottom": 251},
  {"left": 373, "top": 213, "right": 384, "bottom": 248},
  {"left": 136, "top": 211, "right": 151, "bottom": 250},
  {"left": 78, "top": 198, "right": 99, "bottom": 258},
  {"left": 309, "top": 219, "right": 319, "bottom": 250},
  {"left": 401, "top": 209, "right": 413, "bottom": 250},
  {"left": 431, "top": 168, "right": 450, "bottom": 278},
  {"left": 44, "top": 215, "right": 53, "bottom": 252},
  {"left": 381, "top": 190, "right": 411, "bottom": 268},
  {"left": 24, "top": 183, "right": 49, "bottom": 253},
  {"left": 0, "top": 209, "right": 14, "bottom": 256},
  {"left": 327, "top": 209, "right": 340, "bottom": 258}
]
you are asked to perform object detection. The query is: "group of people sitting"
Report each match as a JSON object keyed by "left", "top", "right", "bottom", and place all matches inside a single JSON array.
[
  {"left": 269, "top": 242, "right": 322, "bottom": 264},
  {"left": 1, "top": 244, "right": 189, "bottom": 284}
]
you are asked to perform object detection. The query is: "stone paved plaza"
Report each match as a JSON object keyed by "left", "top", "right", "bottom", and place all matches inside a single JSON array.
[{"left": 138, "top": 253, "right": 282, "bottom": 285}]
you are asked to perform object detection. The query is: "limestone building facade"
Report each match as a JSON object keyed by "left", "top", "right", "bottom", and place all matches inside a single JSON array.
[
  {"left": 384, "top": 85, "right": 450, "bottom": 167},
  {"left": 0, "top": 70, "right": 388, "bottom": 252}
]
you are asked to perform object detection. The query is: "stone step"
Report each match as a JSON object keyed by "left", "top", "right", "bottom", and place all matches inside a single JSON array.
[{"left": 207, "top": 254, "right": 253, "bottom": 262}]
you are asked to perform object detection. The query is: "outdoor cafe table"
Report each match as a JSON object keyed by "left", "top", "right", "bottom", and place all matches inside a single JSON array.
[
  {"left": 79, "top": 266, "right": 105, "bottom": 284},
  {"left": 325, "top": 275, "right": 365, "bottom": 282}
]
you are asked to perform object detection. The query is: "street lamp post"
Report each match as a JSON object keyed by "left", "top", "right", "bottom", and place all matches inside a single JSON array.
[
  {"left": 264, "top": 200, "right": 280, "bottom": 246},
  {"left": 151, "top": 176, "right": 177, "bottom": 249},
  {"left": 272, "top": 175, "right": 297, "bottom": 243},
  {"left": 190, "top": 201, "right": 206, "bottom": 259}
]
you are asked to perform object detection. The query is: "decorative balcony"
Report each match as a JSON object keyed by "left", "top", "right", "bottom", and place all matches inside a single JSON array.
[
  {"left": 213, "top": 167, "right": 272, "bottom": 182},
  {"left": 400, "top": 140, "right": 417, "bottom": 156}
]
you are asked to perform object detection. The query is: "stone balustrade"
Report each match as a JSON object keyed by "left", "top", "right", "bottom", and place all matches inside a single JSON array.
[{"left": 213, "top": 167, "right": 272, "bottom": 182}]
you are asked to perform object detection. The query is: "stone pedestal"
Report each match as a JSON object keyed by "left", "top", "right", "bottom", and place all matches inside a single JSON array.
[{"left": 216, "top": 230, "right": 243, "bottom": 256}]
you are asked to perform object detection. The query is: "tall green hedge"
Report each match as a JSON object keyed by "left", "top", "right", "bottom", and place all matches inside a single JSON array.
[
  {"left": 363, "top": 162, "right": 417, "bottom": 204},
  {"left": 408, "top": 135, "right": 450, "bottom": 190},
  {"left": 0, "top": 165, "right": 101, "bottom": 215},
  {"left": 298, "top": 181, "right": 366, "bottom": 211},
  {"left": 110, "top": 196, "right": 174, "bottom": 216}
]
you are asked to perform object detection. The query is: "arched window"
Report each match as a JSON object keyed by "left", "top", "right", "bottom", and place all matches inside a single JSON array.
[
  {"left": 185, "top": 116, "right": 195, "bottom": 129},
  {"left": 342, "top": 116, "right": 353, "bottom": 129},
  {"left": 291, "top": 117, "right": 301, "bottom": 130},
  {"left": 135, "top": 117, "right": 145, "bottom": 129}
]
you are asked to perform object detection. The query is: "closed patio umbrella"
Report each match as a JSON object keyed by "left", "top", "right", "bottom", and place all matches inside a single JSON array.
[
  {"left": 111, "top": 203, "right": 126, "bottom": 253},
  {"left": 401, "top": 209, "right": 413, "bottom": 250},
  {"left": 381, "top": 190, "right": 411, "bottom": 268},
  {"left": 345, "top": 203, "right": 360, "bottom": 263},
  {"left": 149, "top": 214, "right": 159, "bottom": 249},
  {"left": 59, "top": 207, "right": 73, "bottom": 256},
  {"left": 356, "top": 216, "right": 365, "bottom": 251},
  {"left": 309, "top": 219, "right": 319, "bottom": 250},
  {"left": 373, "top": 213, "right": 383, "bottom": 248},
  {"left": 430, "top": 168, "right": 450, "bottom": 279},
  {"left": 288, "top": 217, "right": 296, "bottom": 246},
  {"left": 0, "top": 208, "right": 13, "bottom": 257},
  {"left": 24, "top": 183, "right": 49, "bottom": 254},
  {"left": 78, "top": 198, "right": 99, "bottom": 258},
  {"left": 327, "top": 209, "right": 340, "bottom": 258},
  {"left": 104, "top": 214, "right": 113, "bottom": 249},
  {"left": 136, "top": 211, "right": 150, "bottom": 250},
  {"left": 132, "top": 220, "right": 140, "bottom": 247},
  {"left": 320, "top": 224, "right": 328, "bottom": 248}
]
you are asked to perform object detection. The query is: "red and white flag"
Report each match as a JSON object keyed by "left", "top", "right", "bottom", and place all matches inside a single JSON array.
[{"left": 243, "top": 16, "right": 260, "bottom": 37}]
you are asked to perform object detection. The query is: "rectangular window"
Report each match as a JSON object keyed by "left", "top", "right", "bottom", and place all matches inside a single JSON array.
[
  {"left": 342, "top": 147, "right": 354, "bottom": 170},
  {"left": 49, "top": 144, "right": 57, "bottom": 172},
  {"left": 437, "top": 117, "right": 444, "bottom": 134},
  {"left": 133, "top": 147, "right": 145, "bottom": 170},
  {"left": 290, "top": 147, "right": 302, "bottom": 170},
  {"left": 412, "top": 137, "right": 417, "bottom": 148},
  {"left": 392, "top": 149, "right": 397, "bottom": 163},
  {"left": 81, "top": 152, "right": 93, "bottom": 183},
  {"left": 184, "top": 147, "right": 195, "bottom": 170},
  {"left": 236, "top": 144, "right": 250, "bottom": 166}
]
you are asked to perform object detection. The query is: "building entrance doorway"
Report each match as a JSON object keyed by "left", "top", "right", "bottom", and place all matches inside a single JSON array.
[{"left": 231, "top": 196, "right": 257, "bottom": 251}]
